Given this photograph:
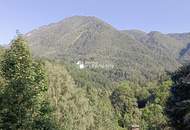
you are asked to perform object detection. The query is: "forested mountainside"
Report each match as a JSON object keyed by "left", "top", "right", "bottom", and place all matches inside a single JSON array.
[
  {"left": 25, "top": 16, "right": 190, "bottom": 83},
  {"left": 45, "top": 61, "right": 117, "bottom": 130},
  {"left": 1, "top": 32, "right": 190, "bottom": 130},
  {"left": 0, "top": 38, "right": 170, "bottom": 130}
]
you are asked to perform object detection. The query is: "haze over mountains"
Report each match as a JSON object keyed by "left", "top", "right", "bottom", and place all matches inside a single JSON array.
[{"left": 24, "top": 16, "right": 190, "bottom": 82}]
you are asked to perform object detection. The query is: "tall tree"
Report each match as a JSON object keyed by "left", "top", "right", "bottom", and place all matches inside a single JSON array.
[
  {"left": 166, "top": 65, "right": 190, "bottom": 130},
  {"left": 0, "top": 36, "right": 57, "bottom": 130}
]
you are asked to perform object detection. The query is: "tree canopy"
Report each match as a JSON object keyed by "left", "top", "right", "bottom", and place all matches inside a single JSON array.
[
  {"left": 0, "top": 37, "right": 57, "bottom": 130},
  {"left": 166, "top": 65, "right": 190, "bottom": 130}
]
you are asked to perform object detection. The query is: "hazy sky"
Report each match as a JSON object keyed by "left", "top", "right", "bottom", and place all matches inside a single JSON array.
[{"left": 0, "top": 0, "right": 190, "bottom": 44}]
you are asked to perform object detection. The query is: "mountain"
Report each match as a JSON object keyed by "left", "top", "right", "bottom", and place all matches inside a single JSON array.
[
  {"left": 125, "top": 30, "right": 187, "bottom": 57},
  {"left": 126, "top": 30, "right": 190, "bottom": 61},
  {"left": 168, "top": 33, "right": 190, "bottom": 62},
  {"left": 25, "top": 16, "right": 190, "bottom": 82}
]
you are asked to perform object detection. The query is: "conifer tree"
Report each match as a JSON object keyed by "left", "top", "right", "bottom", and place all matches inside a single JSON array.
[{"left": 166, "top": 65, "right": 190, "bottom": 130}]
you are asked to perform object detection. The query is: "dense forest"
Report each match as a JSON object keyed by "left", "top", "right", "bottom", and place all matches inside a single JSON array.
[{"left": 0, "top": 35, "right": 189, "bottom": 130}]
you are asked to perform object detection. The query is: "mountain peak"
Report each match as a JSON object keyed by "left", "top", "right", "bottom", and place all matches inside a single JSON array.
[
  {"left": 25, "top": 16, "right": 190, "bottom": 82},
  {"left": 59, "top": 15, "right": 114, "bottom": 30},
  {"left": 63, "top": 15, "right": 102, "bottom": 21},
  {"left": 148, "top": 31, "right": 162, "bottom": 36}
]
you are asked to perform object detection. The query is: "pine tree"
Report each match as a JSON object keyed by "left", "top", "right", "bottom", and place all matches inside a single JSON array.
[
  {"left": 0, "top": 36, "right": 57, "bottom": 130},
  {"left": 166, "top": 65, "right": 190, "bottom": 130}
]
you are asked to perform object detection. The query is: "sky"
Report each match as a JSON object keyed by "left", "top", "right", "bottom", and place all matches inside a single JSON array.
[{"left": 0, "top": 0, "right": 190, "bottom": 44}]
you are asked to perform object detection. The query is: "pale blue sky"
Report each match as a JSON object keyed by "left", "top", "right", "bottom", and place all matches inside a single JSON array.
[{"left": 0, "top": 0, "right": 190, "bottom": 44}]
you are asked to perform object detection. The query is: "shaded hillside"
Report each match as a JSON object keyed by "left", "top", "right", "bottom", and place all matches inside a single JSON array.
[
  {"left": 25, "top": 16, "right": 186, "bottom": 82},
  {"left": 168, "top": 33, "right": 190, "bottom": 63},
  {"left": 125, "top": 30, "right": 186, "bottom": 59}
]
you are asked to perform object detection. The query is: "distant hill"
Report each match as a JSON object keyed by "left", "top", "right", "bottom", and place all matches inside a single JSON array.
[{"left": 25, "top": 16, "right": 190, "bottom": 82}]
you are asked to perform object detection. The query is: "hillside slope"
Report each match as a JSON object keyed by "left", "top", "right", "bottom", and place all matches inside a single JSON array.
[{"left": 25, "top": 16, "right": 188, "bottom": 82}]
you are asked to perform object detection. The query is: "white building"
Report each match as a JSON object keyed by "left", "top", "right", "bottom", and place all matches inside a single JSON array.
[{"left": 76, "top": 61, "right": 85, "bottom": 69}]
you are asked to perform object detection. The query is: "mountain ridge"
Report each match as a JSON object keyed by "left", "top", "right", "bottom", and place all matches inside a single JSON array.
[{"left": 24, "top": 16, "right": 190, "bottom": 82}]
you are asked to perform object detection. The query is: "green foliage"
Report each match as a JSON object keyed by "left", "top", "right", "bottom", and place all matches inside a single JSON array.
[
  {"left": 166, "top": 65, "right": 190, "bottom": 130},
  {"left": 64, "top": 62, "right": 114, "bottom": 89},
  {"left": 110, "top": 80, "right": 172, "bottom": 130},
  {"left": 153, "top": 80, "right": 172, "bottom": 106},
  {"left": 0, "top": 37, "right": 57, "bottom": 130},
  {"left": 45, "top": 61, "right": 118, "bottom": 130},
  {"left": 45, "top": 61, "right": 93, "bottom": 130},
  {"left": 0, "top": 35, "right": 178, "bottom": 130},
  {"left": 111, "top": 81, "right": 141, "bottom": 129},
  {"left": 142, "top": 104, "right": 168, "bottom": 130},
  {"left": 33, "top": 101, "right": 59, "bottom": 130},
  {"left": 141, "top": 80, "right": 172, "bottom": 130}
]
